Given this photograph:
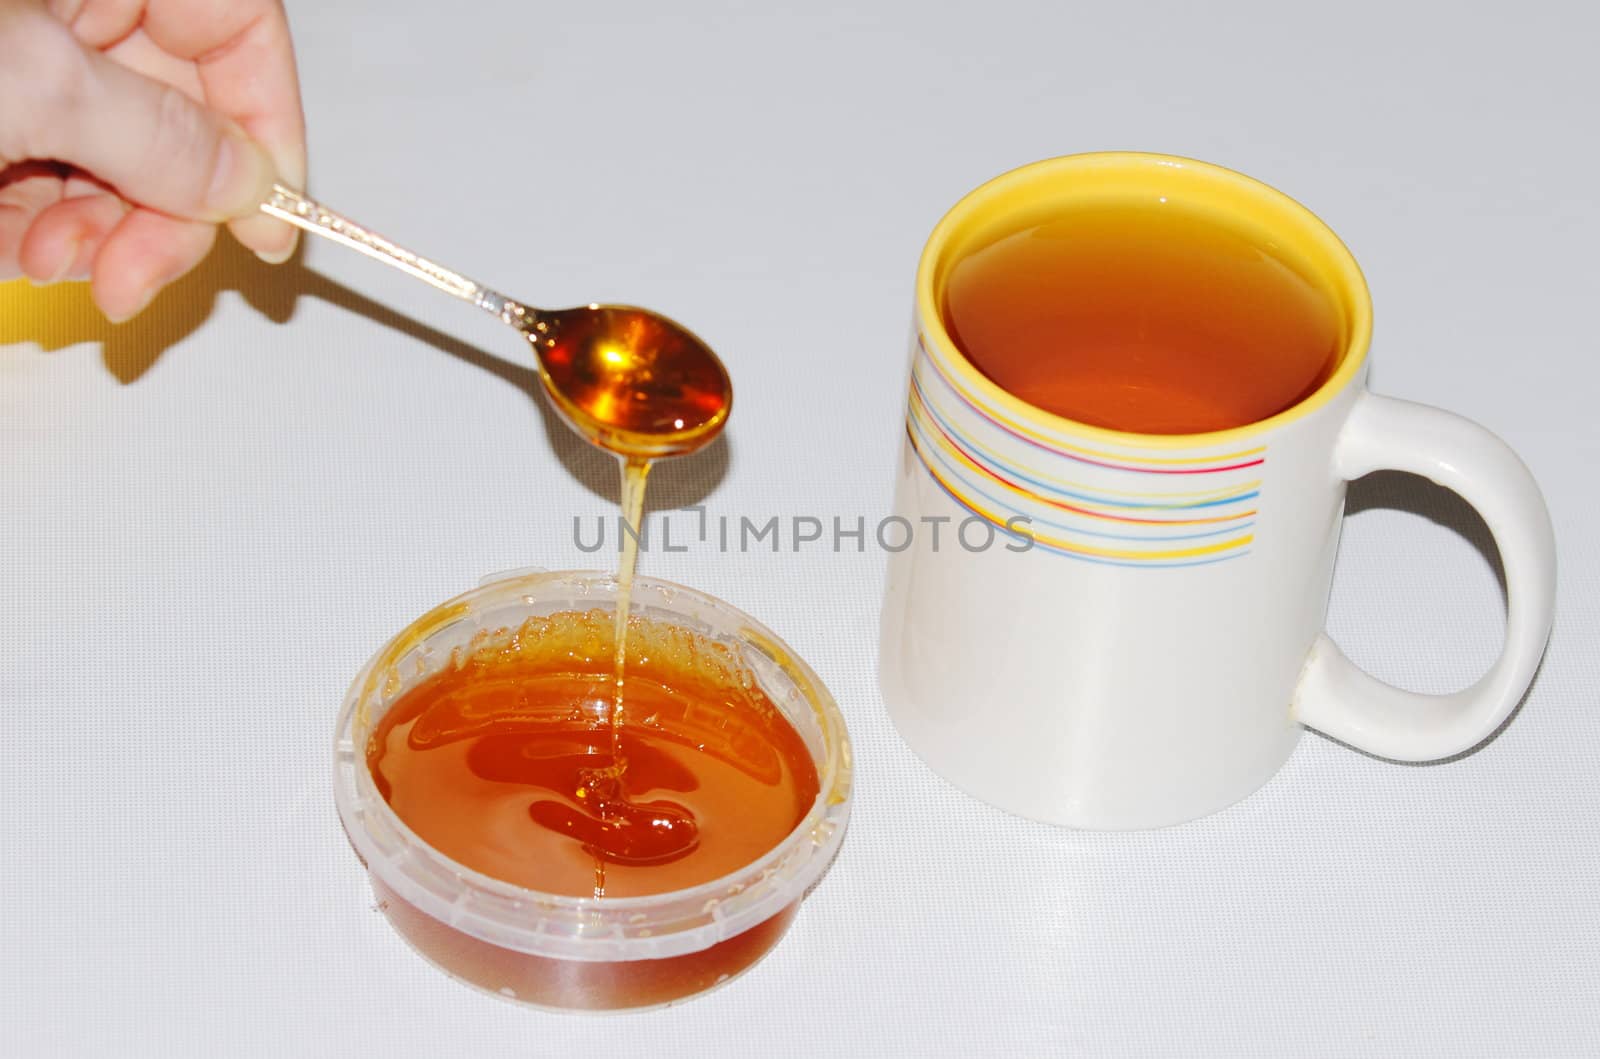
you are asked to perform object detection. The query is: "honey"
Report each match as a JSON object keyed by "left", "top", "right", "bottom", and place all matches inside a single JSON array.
[
  {"left": 371, "top": 878, "right": 799, "bottom": 1010},
  {"left": 366, "top": 609, "right": 821, "bottom": 900},
  {"left": 522, "top": 305, "right": 732, "bottom": 457}
]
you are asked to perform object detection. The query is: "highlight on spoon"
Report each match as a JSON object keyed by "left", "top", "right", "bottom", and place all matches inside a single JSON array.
[{"left": 524, "top": 304, "right": 733, "bottom": 458}]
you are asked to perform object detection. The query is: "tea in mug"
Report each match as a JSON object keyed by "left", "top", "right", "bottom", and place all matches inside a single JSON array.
[{"left": 940, "top": 198, "right": 1343, "bottom": 434}]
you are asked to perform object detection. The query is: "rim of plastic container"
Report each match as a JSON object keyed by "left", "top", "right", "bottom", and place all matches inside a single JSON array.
[{"left": 333, "top": 570, "right": 854, "bottom": 963}]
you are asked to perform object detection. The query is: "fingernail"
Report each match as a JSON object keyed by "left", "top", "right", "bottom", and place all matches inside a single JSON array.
[
  {"left": 105, "top": 286, "right": 157, "bottom": 325},
  {"left": 255, "top": 228, "right": 298, "bottom": 265},
  {"left": 206, "top": 129, "right": 274, "bottom": 219}
]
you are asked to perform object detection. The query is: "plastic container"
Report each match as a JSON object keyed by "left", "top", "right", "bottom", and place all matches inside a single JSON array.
[{"left": 333, "top": 570, "right": 853, "bottom": 1012}]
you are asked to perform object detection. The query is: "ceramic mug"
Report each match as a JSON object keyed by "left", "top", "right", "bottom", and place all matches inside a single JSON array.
[{"left": 878, "top": 152, "right": 1556, "bottom": 830}]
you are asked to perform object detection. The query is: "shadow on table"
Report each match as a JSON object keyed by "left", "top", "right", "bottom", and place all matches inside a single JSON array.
[
  {"left": 1344, "top": 470, "right": 1507, "bottom": 600},
  {"left": 1313, "top": 468, "right": 1545, "bottom": 765},
  {"left": 0, "top": 238, "right": 730, "bottom": 509}
]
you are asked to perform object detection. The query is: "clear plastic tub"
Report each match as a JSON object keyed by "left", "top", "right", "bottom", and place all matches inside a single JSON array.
[{"left": 333, "top": 570, "right": 853, "bottom": 1012}]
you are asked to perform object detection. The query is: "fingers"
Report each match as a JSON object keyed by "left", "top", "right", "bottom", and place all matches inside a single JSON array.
[
  {"left": 2, "top": 0, "right": 303, "bottom": 320},
  {"left": 46, "top": 0, "right": 144, "bottom": 49},
  {"left": 145, "top": 0, "right": 307, "bottom": 262},
  {"left": 17, "top": 188, "right": 128, "bottom": 282},
  {"left": 5, "top": 172, "right": 212, "bottom": 323},
  {"left": 15, "top": 17, "right": 279, "bottom": 225},
  {"left": 0, "top": 165, "right": 66, "bottom": 280},
  {"left": 89, "top": 206, "right": 217, "bottom": 322}
]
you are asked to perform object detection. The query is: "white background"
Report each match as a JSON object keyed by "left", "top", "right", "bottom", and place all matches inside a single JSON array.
[{"left": 3, "top": 1, "right": 1597, "bottom": 1055}]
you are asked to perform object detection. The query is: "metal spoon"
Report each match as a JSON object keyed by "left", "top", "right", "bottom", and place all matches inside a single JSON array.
[{"left": 260, "top": 185, "right": 731, "bottom": 459}]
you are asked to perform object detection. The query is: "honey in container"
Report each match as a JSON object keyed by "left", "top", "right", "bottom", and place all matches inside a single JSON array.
[{"left": 334, "top": 571, "right": 852, "bottom": 1012}]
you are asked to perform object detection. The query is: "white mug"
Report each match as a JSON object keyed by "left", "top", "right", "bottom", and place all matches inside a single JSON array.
[{"left": 878, "top": 153, "right": 1556, "bottom": 830}]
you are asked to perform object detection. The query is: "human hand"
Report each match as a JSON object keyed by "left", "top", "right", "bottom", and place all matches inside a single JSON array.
[{"left": 0, "top": 0, "right": 306, "bottom": 321}]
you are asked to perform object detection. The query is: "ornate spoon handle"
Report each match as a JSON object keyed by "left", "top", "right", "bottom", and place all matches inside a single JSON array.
[{"left": 260, "top": 183, "right": 521, "bottom": 322}]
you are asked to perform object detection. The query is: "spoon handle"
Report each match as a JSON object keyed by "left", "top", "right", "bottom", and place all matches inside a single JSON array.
[{"left": 260, "top": 184, "right": 521, "bottom": 321}]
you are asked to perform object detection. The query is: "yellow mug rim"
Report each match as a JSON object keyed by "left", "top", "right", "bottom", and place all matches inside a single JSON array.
[{"left": 915, "top": 152, "right": 1374, "bottom": 450}]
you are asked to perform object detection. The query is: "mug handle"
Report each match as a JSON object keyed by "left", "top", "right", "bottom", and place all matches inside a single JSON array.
[{"left": 1293, "top": 393, "right": 1557, "bottom": 760}]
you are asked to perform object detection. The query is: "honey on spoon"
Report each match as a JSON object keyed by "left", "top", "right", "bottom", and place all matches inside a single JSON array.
[{"left": 262, "top": 185, "right": 739, "bottom": 896}]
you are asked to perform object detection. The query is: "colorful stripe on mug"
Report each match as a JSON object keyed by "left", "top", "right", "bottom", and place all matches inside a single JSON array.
[{"left": 906, "top": 335, "right": 1262, "bottom": 566}]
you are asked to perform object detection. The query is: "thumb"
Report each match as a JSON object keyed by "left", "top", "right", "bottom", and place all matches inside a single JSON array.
[{"left": 21, "top": 25, "right": 277, "bottom": 222}]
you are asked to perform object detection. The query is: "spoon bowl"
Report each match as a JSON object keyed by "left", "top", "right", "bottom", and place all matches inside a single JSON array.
[{"left": 519, "top": 304, "right": 731, "bottom": 458}]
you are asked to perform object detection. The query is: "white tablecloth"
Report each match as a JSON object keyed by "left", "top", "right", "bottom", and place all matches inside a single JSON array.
[{"left": 4, "top": 2, "right": 1597, "bottom": 1055}]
